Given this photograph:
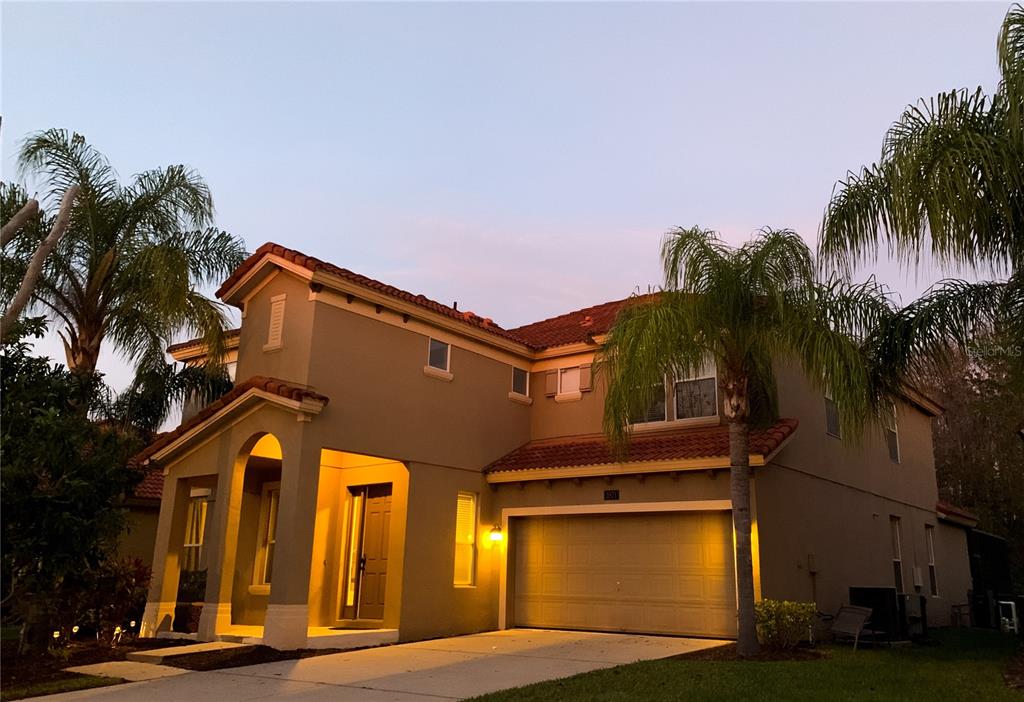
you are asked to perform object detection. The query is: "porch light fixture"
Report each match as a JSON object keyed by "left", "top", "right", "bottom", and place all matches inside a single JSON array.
[{"left": 489, "top": 525, "right": 504, "bottom": 542}]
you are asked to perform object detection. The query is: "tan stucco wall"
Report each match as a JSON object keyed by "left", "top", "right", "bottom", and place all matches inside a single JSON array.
[
  {"left": 772, "top": 360, "right": 940, "bottom": 509},
  {"left": 754, "top": 464, "right": 972, "bottom": 621},
  {"left": 304, "top": 298, "right": 531, "bottom": 471},
  {"left": 235, "top": 271, "right": 316, "bottom": 386},
  {"left": 395, "top": 463, "right": 498, "bottom": 641},
  {"left": 934, "top": 522, "right": 973, "bottom": 617},
  {"left": 120, "top": 504, "right": 160, "bottom": 567}
]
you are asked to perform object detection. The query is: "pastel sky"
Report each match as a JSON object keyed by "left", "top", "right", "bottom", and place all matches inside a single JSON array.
[{"left": 1, "top": 1, "right": 1010, "bottom": 393}]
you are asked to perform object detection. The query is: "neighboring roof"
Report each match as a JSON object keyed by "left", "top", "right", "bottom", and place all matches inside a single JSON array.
[
  {"left": 167, "top": 327, "right": 240, "bottom": 357},
  {"left": 486, "top": 418, "right": 798, "bottom": 474},
  {"left": 217, "top": 242, "right": 531, "bottom": 347},
  {"left": 508, "top": 295, "right": 652, "bottom": 349},
  {"left": 133, "top": 467, "right": 164, "bottom": 500},
  {"left": 131, "top": 376, "right": 329, "bottom": 466},
  {"left": 936, "top": 500, "right": 980, "bottom": 528}
]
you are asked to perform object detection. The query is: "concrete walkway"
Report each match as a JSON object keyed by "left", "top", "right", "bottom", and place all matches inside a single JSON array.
[{"left": 44, "top": 629, "right": 727, "bottom": 701}]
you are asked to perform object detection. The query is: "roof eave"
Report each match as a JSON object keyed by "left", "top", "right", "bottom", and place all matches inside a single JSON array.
[
  {"left": 486, "top": 453, "right": 767, "bottom": 484},
  {"left": 142, "top": 388, "right": 327, "bottom": 467}
]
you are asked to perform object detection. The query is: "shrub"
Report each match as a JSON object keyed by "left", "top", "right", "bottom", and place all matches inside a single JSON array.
[{"left": 754, "top": 599, "right": 816, "bottom": 650}]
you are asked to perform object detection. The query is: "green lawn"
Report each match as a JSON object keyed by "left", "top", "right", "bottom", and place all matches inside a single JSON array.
[
  {"left": 1, "top": 674, "right": 124, "bottom": 702},
  {"left": 470, "top": 629, "right": 1020, "bottom": 702}
]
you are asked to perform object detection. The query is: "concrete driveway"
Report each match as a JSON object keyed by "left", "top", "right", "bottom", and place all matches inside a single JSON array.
[{"left": 45, "top": 629, "right": 726, "bottom": 701}]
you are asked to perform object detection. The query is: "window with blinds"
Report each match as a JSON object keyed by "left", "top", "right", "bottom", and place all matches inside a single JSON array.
[
  {"left": 925, "top": 525, "right": 938, "bottom": 596},
  {"left": 882, "top": 403, "right": 900, "bottom": 463},
  {"left": 824, "top": 391, "right": 841, "bottom": 438},
  {"left": 674, "top": 374, "right": 717, "bottom": 419},
  {"left": 265, "top": 293, "right": 286, "bottom": 350},
  {"left": 453, "top": 492, "right": 477, "bottom": 586},
  {"left": 254, "top": 482, "right": 281, "bottom": 586},
  {"left": 181, "top": 496, "right": 208, "bottom": 572},
  {"left": 632, "top": 379, "right": 667, "bottom": 424},
  {"left": 890, "top": 515, "right": 903, "bottom": 592}
]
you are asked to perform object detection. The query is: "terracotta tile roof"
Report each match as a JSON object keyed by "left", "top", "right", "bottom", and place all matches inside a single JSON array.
[
  {"left": 133, "top": 467, "right": 164, "bottom": 500},
  {"left": 486, "top": 418, "right": 798, "bottom": 473},
  {"left": 167, "top": 328, "right": 240, "bottom": 355},
  {"left": 507, "top": 295, "right": 656, "bottom": 349},
  {"left": 936, "top": 500, "right": 979, "bottom": 523},
  {"left": 132, "top": 376, "right": 329, "bottom": 466},
  {"left": 216, "top": 242, "right": 530, "bottom": 347}
]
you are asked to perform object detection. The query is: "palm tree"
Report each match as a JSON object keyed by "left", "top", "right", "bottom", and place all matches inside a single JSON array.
[
  {"left": 599, "top": 227, "right": 895, "bottom": 656},
  {"left": 820, "top": 4, "right": 1023, "bottom": 357},
  {"left": 1, "top": 129, "right": 247, "bottom": 374}
]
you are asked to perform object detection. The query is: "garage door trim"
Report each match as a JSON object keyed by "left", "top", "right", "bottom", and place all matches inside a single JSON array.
[{"left": 497, "top": 500, "right": 732, "bottom": 630}]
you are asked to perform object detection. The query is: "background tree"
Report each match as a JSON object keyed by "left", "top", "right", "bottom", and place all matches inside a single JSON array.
[
  {"left": 924, "top": 337, "right": 1024, "bottom": 586},
  {"left": 0, "top": 129, "right": 247, "bottom": 374},
  {"left": 599, "top": 227, "right": 895, "bottom": 656},
  {"left": 0, "top": 319, "right": 144, "bottom": 653},
  {"left": 820, "top": 4, "right": 1024, "bottom": 360},
  {"left": 0, "top": 183, "right": 78, "bottom": 340}
]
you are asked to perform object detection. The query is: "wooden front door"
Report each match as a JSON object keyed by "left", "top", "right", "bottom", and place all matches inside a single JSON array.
[{"left": 341, "top": 484, "right": 392, "bottom": 621}]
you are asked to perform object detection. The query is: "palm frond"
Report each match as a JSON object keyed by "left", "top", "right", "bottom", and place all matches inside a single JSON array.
[{"left": 18, "top": 129, "right": 119, "bottom": 209}]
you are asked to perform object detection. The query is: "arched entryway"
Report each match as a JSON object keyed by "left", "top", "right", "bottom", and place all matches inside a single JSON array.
[{"left": 229, "top": 433, "right": 283, "bottom": 628}]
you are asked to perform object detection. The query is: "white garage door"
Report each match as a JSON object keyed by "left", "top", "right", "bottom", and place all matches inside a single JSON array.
[{"left": 513, "top": 511, "right": 737, "bottom": 638}]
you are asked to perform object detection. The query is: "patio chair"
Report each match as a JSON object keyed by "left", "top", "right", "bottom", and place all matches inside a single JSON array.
[{"left": 829, "top": 605, "right": 884, "bottom": 650}]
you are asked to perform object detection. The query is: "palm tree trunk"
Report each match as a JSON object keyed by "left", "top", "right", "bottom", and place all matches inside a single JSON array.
[
  {"left": 61, "top": 324, "right": 103, "bottom": 374},
  {"left": 729, "top": 419, "right": 761, "bottom": 657}
]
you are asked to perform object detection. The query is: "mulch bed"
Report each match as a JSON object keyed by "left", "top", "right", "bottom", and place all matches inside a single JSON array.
[
  {"left": 166, "top": 645, "right": 345, "bottom": 671},
  {"left": 1, "top": 637, "right": 190, "bottom": 700},
  {"left": 1005, "top": 654, "right": 1024, "bottom": 689},
  {"left": 670, "top": 643, "right": 826, "bottom": 662}
]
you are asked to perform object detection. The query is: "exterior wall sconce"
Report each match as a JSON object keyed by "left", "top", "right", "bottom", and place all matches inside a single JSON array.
[{"left": 489, "top": 525, "right": 504, "bottom": 542}]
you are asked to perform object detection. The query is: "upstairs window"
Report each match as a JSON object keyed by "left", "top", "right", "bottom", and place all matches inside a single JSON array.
[
  {"left": 428, "top": 338, "right": 450, "bottom": 372},
  {"left": 633, "top": 379, "right": 667, "bottom": 424},
  {"left": 890, "top": 516, "right": 903, "bottom": 592},
  {"left": 264, "top": 294, "right": 286, "bottom": 350},
  {"left": 453, "top": 492, "right": 477, "bottom": 586},
  {"left": 544, "top": 364, "right": 592, "bottom": 399},
  {"left": 674, "top": 364, "right": 717, "bottom": 419},
  {"left": 558, "top": 366, "right": 580, "bottom": 394},
  {"left": 511, "top": 367, "right": 529, "bottom": 396},
  {"left": 882, "top": 403, "right": 900, "bottom": 463},
  {"left": 824, "top": 392, "right": 841, "bottom": 438}
]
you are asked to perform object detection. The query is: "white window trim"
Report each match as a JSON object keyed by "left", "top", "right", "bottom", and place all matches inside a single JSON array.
[
  {"left": 890, "top": 516, "right": 903, "bottom": 592},
  {"left": 671, "top": 363, "right": 719, "bottom": 425},
  {"left": 925, "top": 524, "right": 939, "bottom": 597},
  {"left": 509, "top": 367, "right": 532, "bottom": 404},
  {"left": 884, "top": 403, "right": 901, "bottom": 464},
  {"left": 425, "top": 338, "right": 453, "bottom": 381},
  {"left": 263, "top": 293, "right": 286, "bottom": 352},
  {"left": 181, "top": 496, "right": 208, "bottom": 573},
  {"left": 628, "top": 374, "right": 669, "bottom": 427},
  {"left": 250, "top": 481, "right": 281, "bottom": 595},
  {"left": 824, "top": 391, "right": 842, "bottom": 439},
  {"left": 555, "top": 366, "right": 582, "bottom": 402}
]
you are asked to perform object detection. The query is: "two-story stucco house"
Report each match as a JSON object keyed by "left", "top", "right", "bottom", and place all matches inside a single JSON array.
[{"left": 136, "top": 242, "right": 974, "bottom": 650}]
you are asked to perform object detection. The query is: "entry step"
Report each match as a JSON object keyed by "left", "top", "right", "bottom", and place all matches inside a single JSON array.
[{"left": 126, "top": 641, "right": 253, "bottom": 663}]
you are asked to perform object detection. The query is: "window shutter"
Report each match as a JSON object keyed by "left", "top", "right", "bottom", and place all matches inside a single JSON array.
[
  {"left": 544, "top": 370, "right": 558, "bottom": 396},
  {"left": 266, "top": 294, "right": 286, "bottom": 348},
  {"left": 579, "top": 364, "right": 592, "bottom": 392}
]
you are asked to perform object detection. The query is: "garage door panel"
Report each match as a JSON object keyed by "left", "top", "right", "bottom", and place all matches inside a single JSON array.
[{"left": 513, "top": 511, "right": 737, "bottom": 638}]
